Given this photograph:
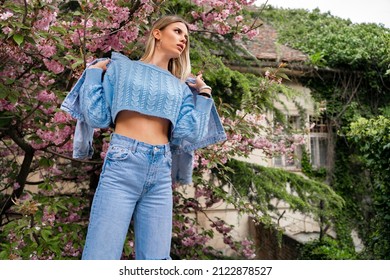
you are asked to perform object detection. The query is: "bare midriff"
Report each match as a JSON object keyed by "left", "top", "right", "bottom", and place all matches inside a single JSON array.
[{"left": 114, "top": 110, "right": 170, "bottom": 145}]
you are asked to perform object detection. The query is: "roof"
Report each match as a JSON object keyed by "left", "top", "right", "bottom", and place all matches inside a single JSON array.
[
  {"left": 227, "top": 24, "right": 312, "bottom": 77},
  {"left": 243, "top": 23, "right": 308, "bottom": 63}
]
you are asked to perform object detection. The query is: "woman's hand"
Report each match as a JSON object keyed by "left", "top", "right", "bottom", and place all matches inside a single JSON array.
[
  {"left": 187, "top": 71, "right": 212, "bottom": 95},
  {"left": 88, "top": 59, "right": 110, "bottom": 71}
]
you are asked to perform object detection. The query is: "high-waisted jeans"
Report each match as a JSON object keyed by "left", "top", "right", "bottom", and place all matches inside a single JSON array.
[{"left": 81, "top": 133, "right": 173, "bottom": 260}]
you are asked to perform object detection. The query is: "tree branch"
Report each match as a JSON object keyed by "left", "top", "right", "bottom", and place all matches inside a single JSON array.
[
  {"left": 1, "top": 127, "right": 35, "bottom": 216},
  {"left": 44, "top": 148, "right": 103, "bottom": 165}
]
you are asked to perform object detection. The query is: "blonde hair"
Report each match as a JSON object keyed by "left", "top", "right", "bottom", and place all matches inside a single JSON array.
[{"left": 141, "top": 15, "right": 191, "bottom": 81}]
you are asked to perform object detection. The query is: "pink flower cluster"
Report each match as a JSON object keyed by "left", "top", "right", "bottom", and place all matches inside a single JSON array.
[
  {"left": 0, "top": 11, "right": 13, "bottom": 20},
  {"left": 68, "top": 0, "right": 151, "bottom": 53},
  {"left": 0, "top": 99, "right": 16, "bottom": 111},
  {"left": 33, "top": 7, "right": 58, "bottom": 31},
  {"left": 43, "top": 58, "right": 64, "bottom": 74},
  {"left": 52, "top": 111, "right": 73, "bottom": 124},
  {"left": 37, "top": 41, "right": 57, "bottom": 58},
  {"left": 190, "top": 0, "right": 258, "bottom": 38},
  {"left": 41, "top": 206, "right": 56, "bottom": 226},
  {"left": 33, "top": 125, "right": 73, "bottom": 149},
  {"left": 173, "top": 219, "right": 211, "bottom": 248},
  {"left": 37, "top": 90, "right": 57, "bottom": 103}
]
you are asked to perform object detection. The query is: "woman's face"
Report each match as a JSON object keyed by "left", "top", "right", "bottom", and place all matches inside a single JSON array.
[{"left": 154, "top": 22, "right": 188, "bottom": 59}]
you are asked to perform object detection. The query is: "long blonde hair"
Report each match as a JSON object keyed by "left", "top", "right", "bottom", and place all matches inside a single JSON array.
[{"left": 140, "top": 15, "right": 191, "bottom": 81}]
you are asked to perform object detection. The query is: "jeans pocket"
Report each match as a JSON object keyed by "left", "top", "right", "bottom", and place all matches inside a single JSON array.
[{"left": 106, "top": 145, "right": 132, "bottom": 161}]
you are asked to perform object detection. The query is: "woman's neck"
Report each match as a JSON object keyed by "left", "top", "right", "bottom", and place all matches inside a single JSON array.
[{"left": 143, "top": 54, "right": 170, "bottom": 70}]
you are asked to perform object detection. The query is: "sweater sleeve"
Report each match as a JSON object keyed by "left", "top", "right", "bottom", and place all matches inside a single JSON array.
[
  {"left": 79, "top": 68, "right": 113, "bottom": 128},
  {"left": 172, "top": 85, "right": 213, "bottom": 143}
]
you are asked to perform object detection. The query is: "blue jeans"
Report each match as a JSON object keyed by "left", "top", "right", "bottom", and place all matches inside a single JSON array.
[{"left": 82, "top": 133, "right": 173, "bottom": 260}]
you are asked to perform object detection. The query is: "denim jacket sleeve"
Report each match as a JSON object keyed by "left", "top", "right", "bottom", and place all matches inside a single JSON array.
[
  {"left": 171, "top": 84, "right": 213, "bottom": 144},
  {"left": 80, "top": 68, "right": 113, "bottom": 128},
  {"left": 60, "top": 58, "right": 112, "bottom": 159},
  {"left": 171, "top": 79, "right": 227, "bottom": 185}
]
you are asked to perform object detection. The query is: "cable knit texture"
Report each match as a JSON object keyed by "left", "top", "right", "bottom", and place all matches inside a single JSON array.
[{"left": 80, "top": 52, "right": 212, "bottom": 143}]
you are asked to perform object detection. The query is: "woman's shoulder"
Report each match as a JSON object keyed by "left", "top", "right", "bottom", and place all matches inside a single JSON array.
[{"left": 111, "top": 51, "right": 131, "bottom": 61}]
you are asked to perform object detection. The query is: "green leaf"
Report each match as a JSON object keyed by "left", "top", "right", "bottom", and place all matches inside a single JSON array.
[
  {"left": 39, "top": 157, "right": 53, "bottom": 168},
  {"left": 4, "top": 78, "right": 15, "bottom": 85},
  {"left": 277, "top": 72, "right": 291, "bottom": 81},
  {"left": 13, "top": 34, "right": 24, "bottom": 46},
  {"left": 0, "top": 250, "right": 9, "bottom": 260},
  {"left": 71, "top": 59, "right": 84, "bottom": 70},
  {"left": 41, "top": 229, "right": 52, "bottom": 242}
]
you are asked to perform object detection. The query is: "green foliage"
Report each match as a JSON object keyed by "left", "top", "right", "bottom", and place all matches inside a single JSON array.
[
  {"left": 300, "top": 148, "right": 327, "bottom": 181},
  {"left": 347, "top": 116, "right": 390, "bottom": 258},
  {"left": 259, "top": 6, "right": 390, "bottom": 115},
  {"left": 223, "top": 159, "right": 344, "bottom": 229},
  {"left": 0, "top": 192, "right": 88, "bottom": 260},
  {"left": 260, "top": 7, "right": 390, "bottom": 71},
  {"left": 298, "top": 236, "right": 357, "bottom": 260},
  {"left": 189, "top": 36, "right": 294, "bottom": 117},
  {"left": 348, "top": 116, "right": 390, "bottom": 172}
]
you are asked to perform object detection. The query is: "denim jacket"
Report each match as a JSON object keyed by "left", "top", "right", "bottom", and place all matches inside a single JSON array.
[{"left": 61, "top": 53, "right": 226, "bottom": 184}]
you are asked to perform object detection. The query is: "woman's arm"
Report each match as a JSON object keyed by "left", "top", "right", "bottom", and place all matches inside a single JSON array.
[
  {"left": 79, "top": 60, "right": 113, "bottom": 128},
  {"left": 172, "top": 85, "right": 213, "bottom": 143}
]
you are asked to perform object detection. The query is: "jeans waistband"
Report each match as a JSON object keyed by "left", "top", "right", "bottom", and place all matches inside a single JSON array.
[{"left": 110, "top": 133, "right": 170, "bottom": 154}]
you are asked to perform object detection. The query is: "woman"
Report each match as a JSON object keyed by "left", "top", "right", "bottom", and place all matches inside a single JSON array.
[{"left": 62, "top": 15, "right": 224, "bottom": 260}]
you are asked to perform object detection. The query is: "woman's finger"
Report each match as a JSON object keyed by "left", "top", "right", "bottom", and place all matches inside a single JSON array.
[{"left": 89, "top": 59, "right": 110, "bottom": 70}]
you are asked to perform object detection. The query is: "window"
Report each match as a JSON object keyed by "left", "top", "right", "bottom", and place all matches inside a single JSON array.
[
  {"left": 309, "top": 116, "right": 328, "bottom": 168},
  {"left": 310, "top": 136, "right": 328, "bottom": 167},
  {"left": 310, "top": 116, "right": 328, "bottom": 133}
]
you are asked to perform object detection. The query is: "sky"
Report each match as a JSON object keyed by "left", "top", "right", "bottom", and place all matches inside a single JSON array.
[{"left": 255, "top": 0, "right": 390, "bottom": 28}]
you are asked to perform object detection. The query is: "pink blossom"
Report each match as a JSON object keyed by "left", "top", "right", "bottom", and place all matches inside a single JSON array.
[
  {"left": 48, "top": 166, "right": 63, "bottom": 176},
  {"left": 37, "top": 90, "right": 56, "bottom": 103},
  {"left": 0, "top": 11, "right": 13, "bottom": 20},
  {"left": 2, "top": 26, "right": 12, "bottom": 34},
  {"left": 142, "top": 3, "right": 154, "bottom": 14},
  {"left": 100, "top": 141, "right": 110, "bottom": 159},
  {"left": 13, "top": 182, "right": 20, "bottom": 190},
  {"left": 241, "top": 25, "right": 249, "bottom": 33},
  {"left": 221, "top": 9, "right": 230, "bottom": 19},
  {"left": 43, "top": 58, "right": 64, "bottom": 74},
  {"left": 35, "top": 125, "right": 73, "bottom": 147},
  {"left": 33, "top": 9, "right": 58, "bottom": 31},
  {"left": 42, "top": 207, "right": 56, "bottom": 226},
  {"left": 37, "top": 43, "right": 57, "bottom": 58},
  {"left": 182, "top": 237, "right": 195, "bottom": 247},
  {"left": 235, "top": 15, "right": 243, "bottom": 22},
  {"left": 53, "top": 112, "right": 72, "bottom": 124},
  {"left": 201, "top": 158, "right": 210, "bottom": 167},
  {"left": 187, "top": 23, "right": 198, "bottom": 31},
  {"left": 191, "top": 11, "right": 200, "bottom": 19},
  {"left": 39, "top": 74, "right": 55, "bottom": 87},
  {"left": 0, "top": 99, "right": 16, "bottom": 111},
  {"left": 39, "top": 105, "right": 56, "bottom": 115},
  {"left": 246, "top": 29, "right": 258, "bottom": 39}
]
